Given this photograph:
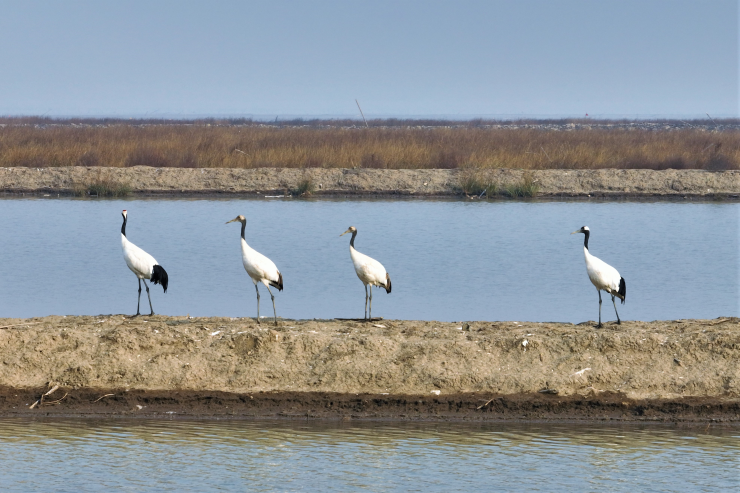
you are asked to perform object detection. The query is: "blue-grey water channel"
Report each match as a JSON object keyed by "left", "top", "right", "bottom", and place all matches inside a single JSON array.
[
  {"left": 0, "top": 197, "right": 737, "bottom": 322},
  {"left": 0, "top": 418, "right": 737, "bottom": 491}
]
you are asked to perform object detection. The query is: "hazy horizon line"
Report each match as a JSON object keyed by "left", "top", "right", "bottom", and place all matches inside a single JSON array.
[{"left": 1, "top": 112, "right": 737, "bottom": 121}]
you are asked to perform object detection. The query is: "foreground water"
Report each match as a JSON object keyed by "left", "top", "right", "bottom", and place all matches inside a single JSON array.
[
  {"left": 0, "top": 418, "right": 736, "bottom": 491},
  {"left": 0, "top": 197, "right": 737, "bottom": 322}
]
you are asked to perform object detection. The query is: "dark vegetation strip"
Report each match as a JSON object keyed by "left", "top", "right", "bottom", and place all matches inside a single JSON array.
[
  {"left": 0, "top": 117, "right": 737, "bottom": 171},
  {"left": 2, "top": 387, "right": 739, "bottom": 422}
]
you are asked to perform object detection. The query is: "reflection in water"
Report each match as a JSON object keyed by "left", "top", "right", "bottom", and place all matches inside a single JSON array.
[
  {"left": 0, "top": 197, "right": 737, "bottom": 322},
  {"left": 0, "top": 418, "right": 737, "bottom": 491}
]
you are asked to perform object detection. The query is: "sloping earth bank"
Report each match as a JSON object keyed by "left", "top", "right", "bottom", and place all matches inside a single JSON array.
[
  {"left": 1, "top": 167, "right": 739, "bottom": 198},
  {"left": 0, "top": 316, "right": 738, "bottom": 422}
]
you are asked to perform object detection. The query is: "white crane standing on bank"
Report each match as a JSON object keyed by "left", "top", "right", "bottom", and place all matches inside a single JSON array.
[
  {"left": 340, "top": 226, "right": 391, "bottom": 319},
  {"left": 571, "top": 226, "right": 626, "bottom": 328},
  {"left": 226, "top": 215, "right": 283, "bottom": 325},
  {"left": 120, "top": 210, "right": 168, "bottom": 316}
]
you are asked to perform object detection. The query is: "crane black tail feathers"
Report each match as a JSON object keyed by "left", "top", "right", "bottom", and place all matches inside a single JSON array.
[
  {"left": 385, "top": 273, "right": 392, "bottom": 294},
  {"left": 618, "top": 277, "right": 626, "bottom": 304},
  {"left": 151, "top": 265, "right": 168, "bottom": 293},
  {"left": 269, "top": 272, "right": 284, "bottom": 291}
]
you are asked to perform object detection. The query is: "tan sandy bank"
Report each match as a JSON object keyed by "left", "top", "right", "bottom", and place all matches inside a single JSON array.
[
  {"left": 1, "top": 167, "right": 739, "bottom": 198},
  {"left": 0, "top": 316, "right": 738, "bottom": 421}
]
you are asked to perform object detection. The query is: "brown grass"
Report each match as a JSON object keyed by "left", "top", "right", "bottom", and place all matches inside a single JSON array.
[{"left": 0, "top": 121, "right": 738, "bottom": 170}]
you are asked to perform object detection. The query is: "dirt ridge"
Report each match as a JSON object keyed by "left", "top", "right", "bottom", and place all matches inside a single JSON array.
[
  {"left": 1, "top": 167, "right": 739, "bottom": 198},
  {"left": 0, "top": 316, "right": 739, "bottom": 421}
]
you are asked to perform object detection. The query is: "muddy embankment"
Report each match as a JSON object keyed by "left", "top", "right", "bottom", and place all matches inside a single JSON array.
[
  {"left": 1, "top": 316, "right": 739, "bottom": 422},
  {"left": 1, "top": 167, "right": 739, "bottom": 198}
]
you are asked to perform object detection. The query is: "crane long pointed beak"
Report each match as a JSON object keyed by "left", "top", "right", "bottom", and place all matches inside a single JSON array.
[
  {"left": 570, "top": 230, "right": 580, "bottom": 234},
  {"left": 340, "top": 230, "right": 350, "bottom": 237},
  {"left": 226, "top": 218, "right": 238, "bottom": 224}
]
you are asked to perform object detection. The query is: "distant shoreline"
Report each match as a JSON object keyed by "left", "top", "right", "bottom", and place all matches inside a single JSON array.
[
  {"left": 1, "top": 167, "right": 738, "bottom": 200},
  {"left": 1, "top": 315, "right": 738, "bottom": 422}
]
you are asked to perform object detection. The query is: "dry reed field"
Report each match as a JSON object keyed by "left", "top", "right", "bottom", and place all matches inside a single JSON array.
[{"left": 0, "top": 118, "right": 738, "bottom": 171}]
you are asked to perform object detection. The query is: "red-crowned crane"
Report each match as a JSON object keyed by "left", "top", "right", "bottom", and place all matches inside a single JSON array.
[
  {"left": 571, "top": 226, "right": 626, "bottom": 328},
  {"left": 340, "top": 226, "right": 391, "bottom": 320},
  {"left": 120, "top": 210, "right": 168, "bottom": 316},
  {"left": 226, "top": 215, "right": 283, "bottom": 325}
]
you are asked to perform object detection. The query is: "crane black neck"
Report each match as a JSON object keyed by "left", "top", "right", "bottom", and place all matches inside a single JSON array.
[
  {"left": 583, "top": 229, "right": 590, "bottom": 250},
  {"left": 349, "top": 230, "right": 357, "bottom": 248},
  {"left": 240, "top": 221, "right": 246, "bottom": 240},
  {"left": 121, "top": 214, "right": 127, "bottom": 237}
]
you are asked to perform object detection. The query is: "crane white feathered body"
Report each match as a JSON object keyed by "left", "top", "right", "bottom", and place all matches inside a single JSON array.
[
  {"left": 349, "top": 246, "right": 389, "bottom": 289},
  {"left": 227, "top": 215, "right": 283, "bottom": 325},
  {"left": 240, "top": 237, "right": 282, "bottom": 289},
  {"left": 584, "top": 246, "right": 623, "bottom": 298},
  {"left": 122, "top": 235, "right": 159, "bottom": 280},
  {"left": 341, "top": 226, "right": 391, "bottom": 319}
]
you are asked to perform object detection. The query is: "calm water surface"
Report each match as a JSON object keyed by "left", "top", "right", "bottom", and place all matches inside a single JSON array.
[
  {"left": 0, "top": 197, "right": 737, "bottom": 322},
  {"left": 0, "top": 418, "right": 737, "bottom": 492}
]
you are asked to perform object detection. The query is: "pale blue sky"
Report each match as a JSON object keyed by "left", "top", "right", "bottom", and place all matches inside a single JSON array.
[{"left": 0, "top": 0, "right": 737, "bottom": 118}]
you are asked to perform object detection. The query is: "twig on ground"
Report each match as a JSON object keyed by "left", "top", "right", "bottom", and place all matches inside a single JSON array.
[
  {"left": 477, "top": 397, "right": 497, "bottom": 410},
  {"left": 29, "top": 384, "right": 61, "bottom": 409},
  {"left": 93, "top": 393, "right": 115, "bottom": 403},
  {"left": 42, "top": 393, "right": 69, "bottom": 405},
  {"left": 44, "top": 385, "right": 60, "bottom": 397}
]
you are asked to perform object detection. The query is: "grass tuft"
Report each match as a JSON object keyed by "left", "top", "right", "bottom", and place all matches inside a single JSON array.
[
  {"left": 291, "top": 176, "right": 316, "bottom": 196},
  {"left": 73, "top": 172, "right": 131, "bottom": 197},
  {"left": 501, "top": 173, "right": 539, "bottom": 198},
  {"left": 457, "top": 170, "right": 490, "bottom": 196}
]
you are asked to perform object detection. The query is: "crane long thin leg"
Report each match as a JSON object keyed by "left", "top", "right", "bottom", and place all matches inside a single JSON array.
[
  {"left": 266, "top": 284, "right": 278, "bottom": 326},
  {"left": 254, "top": 283, "right": 261, "bottom": 324},
  {"left": 135, "top": 278, "right": 142, "bottom": 316},
  {"left": 369, "top": 285, "right": 373, "bottom": 320},
  {"left": 142, "top": 279, "right": 154, "bottom": 315},
  {"left": 612, "top": 295, "right": 621, "bottom": 325},
  {"left": 364, "top": 285, "right": 368, "bottom": 320},
  {"left": 597, "top": 290, "right": 602, "bottom": 328}
]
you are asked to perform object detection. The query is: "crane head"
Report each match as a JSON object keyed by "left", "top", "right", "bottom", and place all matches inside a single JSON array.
[
  {"left": 340, "top": 226, "right": 356, "bottom": 237},
  {"left": 571, "top": 226, "right": 589, "bottom": 235},
  {"left": 122, "top": 210, "right": 127, "bottom": 219},
  {"left": 226, "top": 215, "right": 246, "bottom": 225}
]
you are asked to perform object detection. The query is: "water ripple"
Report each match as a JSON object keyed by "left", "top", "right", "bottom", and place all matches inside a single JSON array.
[{"left": 0, "top": 418, "right": 737, "bottom": 491}]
